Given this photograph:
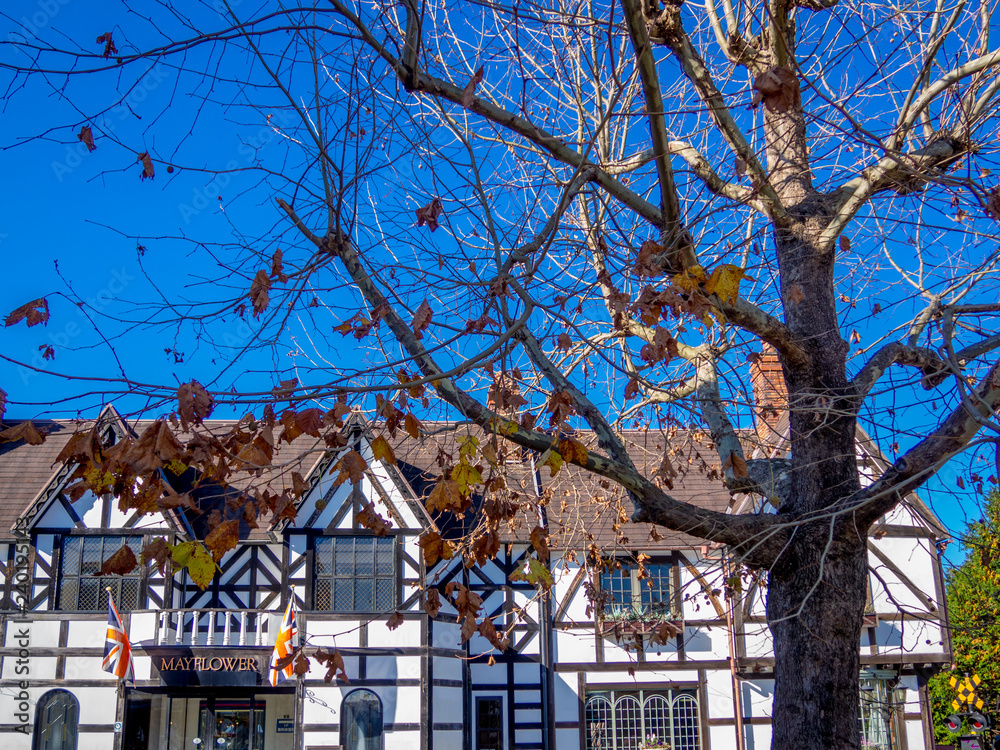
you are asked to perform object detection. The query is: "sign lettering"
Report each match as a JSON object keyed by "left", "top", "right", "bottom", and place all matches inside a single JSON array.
[{"left": 158, "top": 655, "right": 259, "bottom": 672}]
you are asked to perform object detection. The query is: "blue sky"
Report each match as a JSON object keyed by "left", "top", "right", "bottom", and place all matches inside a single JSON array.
[{"left": 0, "top": 0, "right": 997, "bottom": 563}]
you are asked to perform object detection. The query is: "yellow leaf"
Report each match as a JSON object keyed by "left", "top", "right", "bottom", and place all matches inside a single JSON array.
[
  {"left": 452, "top": 462, "right": 483, "bottom": 495},
  {"left": 705, "top": 264, "right": 753, "bottom": 305},
  {"left": 558, "top": 438, "right": 588, "bottom": 466},
  {"left": 457, "top": 435, "right": 479, "bottom": 460},
  {"left": 171, "top": 541, "right": 197, "bottom": 567},
  {"left": 371, "top": 435, "right": 396, "bottom": 464},
  {"left": 512, "top": 558, "right": 554, "bottom": 590},
  {"left": 671, "top": 265, "right": 708, "bottom": 294},
  {"left": 541, "top": 449, "right": 563, "bottom": 477},
  {"left": 187, "top": 543, "right": 218, "bottom": 590}
]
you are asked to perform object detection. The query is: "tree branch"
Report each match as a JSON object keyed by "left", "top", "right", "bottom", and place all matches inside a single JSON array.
[
  {"left": 621, "top": 0, "right": 694, "bottom": 241},
  {"left": 851, "top": 342, "right": 949, "bottom": 399},
  {"left": 649, "top": 9, "right": 786, "bottom": 220},
  {"left": 330, "top": 0, "right": 666, "bottom": 227},
  {"left": 854, "top": 358, "right": 1000, "bottom": 525}
]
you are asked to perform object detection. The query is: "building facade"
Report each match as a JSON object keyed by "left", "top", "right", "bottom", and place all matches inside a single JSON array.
[{"left": 0, "top": 403, "right": 950, "bottom": 750}]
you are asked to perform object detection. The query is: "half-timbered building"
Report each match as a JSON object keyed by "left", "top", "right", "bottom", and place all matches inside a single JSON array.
[{"left": 0, "top": 371, "right": 951, "bottom": 750}]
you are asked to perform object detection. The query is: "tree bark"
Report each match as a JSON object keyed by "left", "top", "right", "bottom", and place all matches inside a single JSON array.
[{"left": 767, "top": 529, "right": 868, "bottom": 750}]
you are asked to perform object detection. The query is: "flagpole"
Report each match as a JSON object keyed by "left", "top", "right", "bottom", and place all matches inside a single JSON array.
[
  {"left": 107, "top": 587, "right": 127, "bottom": 750},
  {"left": 289, "top": 584, "right": 304, "bottom": 750}
]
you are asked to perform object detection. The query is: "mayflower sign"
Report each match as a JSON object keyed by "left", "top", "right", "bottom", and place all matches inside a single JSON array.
[{"left": 150, "top": 649, "right": 265, "bottom": 687}]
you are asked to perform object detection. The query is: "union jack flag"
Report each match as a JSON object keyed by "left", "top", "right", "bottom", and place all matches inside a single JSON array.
[
  {"left": 102, "top": 595, "right": 134, "bottom": 681},
  {"left": 269, "top": 596, "right": 298, "bottom": 686}
]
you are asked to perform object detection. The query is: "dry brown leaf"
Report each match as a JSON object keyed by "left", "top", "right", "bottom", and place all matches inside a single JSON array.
[
  {"left": 314, "top": 647, "right": 350, "bottom": 683},
  {"left": 419, "top": 531, "right": 454, "bottom": 568},
  {"left": 722, "top": 451, "right": 749, "bottom": 479},
  {"left": 0, "top": 421, "right": 47, "bottom": 446},
  {"left": 249, "top": 270, "right": 271, "bottom": 317},
  {"left": 78, "top": 125, "right": 96, "bottom": 152},
  {"left": 529, "top": 525, "right": 550, "bottom": 564},
  {"left": 124, "top": 420, "right": 184, "bottom": 474},
  {"left": 412, "top": 299, "right": 433, "bottom": 339},
  {"left": 356, "top": 502, "right": 392, "bottom": 536},
  {"left": 99, "top": 544, "right": 138, "bottom": 576},
  {"left": 404, "top": 412, "right": 421, "bottom": 439},
  {"left": 461, "top": 67, "right": 485, "bottom": 108},
  {"left": 96, "top": 32, "right": 117, "bottom": 58},
  {"left": 415, "top": 198, "right": 444, "bottom": 231},
  {"left": 558, "top": 438, "right": 588, "bottom": 466},
  {"left": 424, "top": 587, "right": 442, "bottom": 617},
  {"left": 137, "top": 152, "right": 155, "bottom": 180},
  {"left": 752, "top": 66, "right": 799, "bottom": 112},
  {"left": 387, "top": 611, "right": 405, "bottom": 631},
  {"left": 141, "top": 538, "right": 171, "bottom": 576},
  {"left": 291, "top": 471, "right": 311, "bottom": 498},
  {"left": 270, "top": 248, "right": 289, "bottom": 283},
  {"left": 426, "top": 477, "right": 466, "bottom": 514},
  {"left": 333, "top": 450, "right": 368, "bottom": 486},
  {"left": 177, "top": 380, "right": 214, "bottom": 431},
  {"left": 204, "top": 519, "right": 241, "bottom": 562},
  {"left": 5, "top": 298, "right": 50, "bottom": 328}
]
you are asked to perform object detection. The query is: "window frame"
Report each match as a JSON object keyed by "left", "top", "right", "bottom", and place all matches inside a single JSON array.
[
  {"left": 33, "top": 689, "right": 80, "bottom": 750},
  {"left": 598, "top": 556, "right": 678, "bottom": 618},
  {"left": 859, "top": 671, "right": 905, "bottom": 750},
  {"left": 310, "top": 533, "right": 398, "bottom": 613},
  {"left": 475, "top": 695, "right": 505, "bottom": 750},
  {"left": 55, "top": 533, "right": 147, "bottom": 613},
  {"left": 340, "top": 688, "right": 384, "bottom": 750},
  {"left": 584, "top": 688, "right": 700, "bottom": 750}
]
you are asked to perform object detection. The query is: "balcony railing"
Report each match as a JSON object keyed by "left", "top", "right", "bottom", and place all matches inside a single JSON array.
[{"left": 153, "top": 609, "right": 274, "bottom": 647}]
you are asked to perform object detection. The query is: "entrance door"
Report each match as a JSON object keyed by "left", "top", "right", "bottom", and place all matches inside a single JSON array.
[{"left": 198, "top": 699, "right": 264, "bottom": 750}]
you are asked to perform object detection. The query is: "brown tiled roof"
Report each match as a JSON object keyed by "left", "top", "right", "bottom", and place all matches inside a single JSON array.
[
  {"left": 0, "top": 414, "right": 732, "bottom": 550},
  {"left": 388, "top": 423, "right": 731, "bottom": 550},
  {"left": 0, "top": 417, "right": 329, "bottom": 541},
  {"left": 0, "top": 420, "right": 87, "bottom": 540},
  {"left": 542, "top": 430, "right": 729, "bottom": 551}
]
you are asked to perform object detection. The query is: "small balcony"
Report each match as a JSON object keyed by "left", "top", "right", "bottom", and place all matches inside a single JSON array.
[{"left": 149, "top": 608, "right": 276, "bottom": 647}]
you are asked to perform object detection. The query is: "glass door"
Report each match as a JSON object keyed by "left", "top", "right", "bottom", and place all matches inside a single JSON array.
[{"left": 198, "top": 699, "right": 264, "bottom": 750}]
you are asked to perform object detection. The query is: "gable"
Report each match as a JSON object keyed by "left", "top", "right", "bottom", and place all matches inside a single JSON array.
[
  {"left": 15, "top": 406, "right": 180, "bottom": 535},
  {"left": 281, "top": 422, "right": 435, "bottom": 535}
]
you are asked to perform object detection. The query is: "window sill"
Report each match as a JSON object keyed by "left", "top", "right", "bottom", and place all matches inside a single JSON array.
[{"left": 598, "top": 618, "right": 683, "bottom": 649}]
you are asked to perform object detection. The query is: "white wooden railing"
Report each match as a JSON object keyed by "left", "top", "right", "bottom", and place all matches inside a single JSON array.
[{"left": 153, "top": 609, "right": 274, "bottom": 647}]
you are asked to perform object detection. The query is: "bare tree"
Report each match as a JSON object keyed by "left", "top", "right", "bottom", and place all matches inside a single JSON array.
[{"left": 4, "top": 0, "right": 1000, "bottom": 746}]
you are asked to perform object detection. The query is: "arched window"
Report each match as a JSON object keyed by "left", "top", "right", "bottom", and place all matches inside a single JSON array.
[
  {"left": 340, "top": 689, "right": 383, "bottom": 750},
  {"left": 33, "top": 690, "right": 79, "bottom": 750}
]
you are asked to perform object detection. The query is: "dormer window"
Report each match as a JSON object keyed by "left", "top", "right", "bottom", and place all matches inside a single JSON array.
[
  {"left": 58, "top": 536, "right": 144, "bottom": 612},
  {"left": 600, "top": 560, "right": 676, "bottom": 617},
  {"left": 313, "top": 536, "right": 396, "bottom": 612}
]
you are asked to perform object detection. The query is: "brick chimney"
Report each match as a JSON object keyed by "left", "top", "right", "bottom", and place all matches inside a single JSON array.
[
  {"left": 0, "top": 387, "right": 6, "bottom": 426},
  {"left": 749, "top": 345, "right": 788, "bottom": 444}
]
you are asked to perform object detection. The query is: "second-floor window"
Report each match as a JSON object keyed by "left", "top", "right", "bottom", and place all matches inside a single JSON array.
[
  {"left": 58, "top": 536, "right": 143, "bottom": 612},
  {"left": 601, "top": 561, "right": 674, "bottom": 617},
  {"left": 313, "top": 536, "right": 395, "bottom": 612}
]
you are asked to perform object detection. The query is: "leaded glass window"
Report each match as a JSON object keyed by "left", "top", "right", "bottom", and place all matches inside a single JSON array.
[
  {"left": 33, "top": 690, "right": 79, "bottom": 750},
  {"left": 600, "top": 561, "right": 675, "bottom": 616},
  {"left": 314, "top": 536, "right": 395, "bottom": 612},
  {"left": 584, "top": 689, "right": 700, "bottom": 750},
  {"left": 58, "top": 536, "right": 143, "bottom": 612}
]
